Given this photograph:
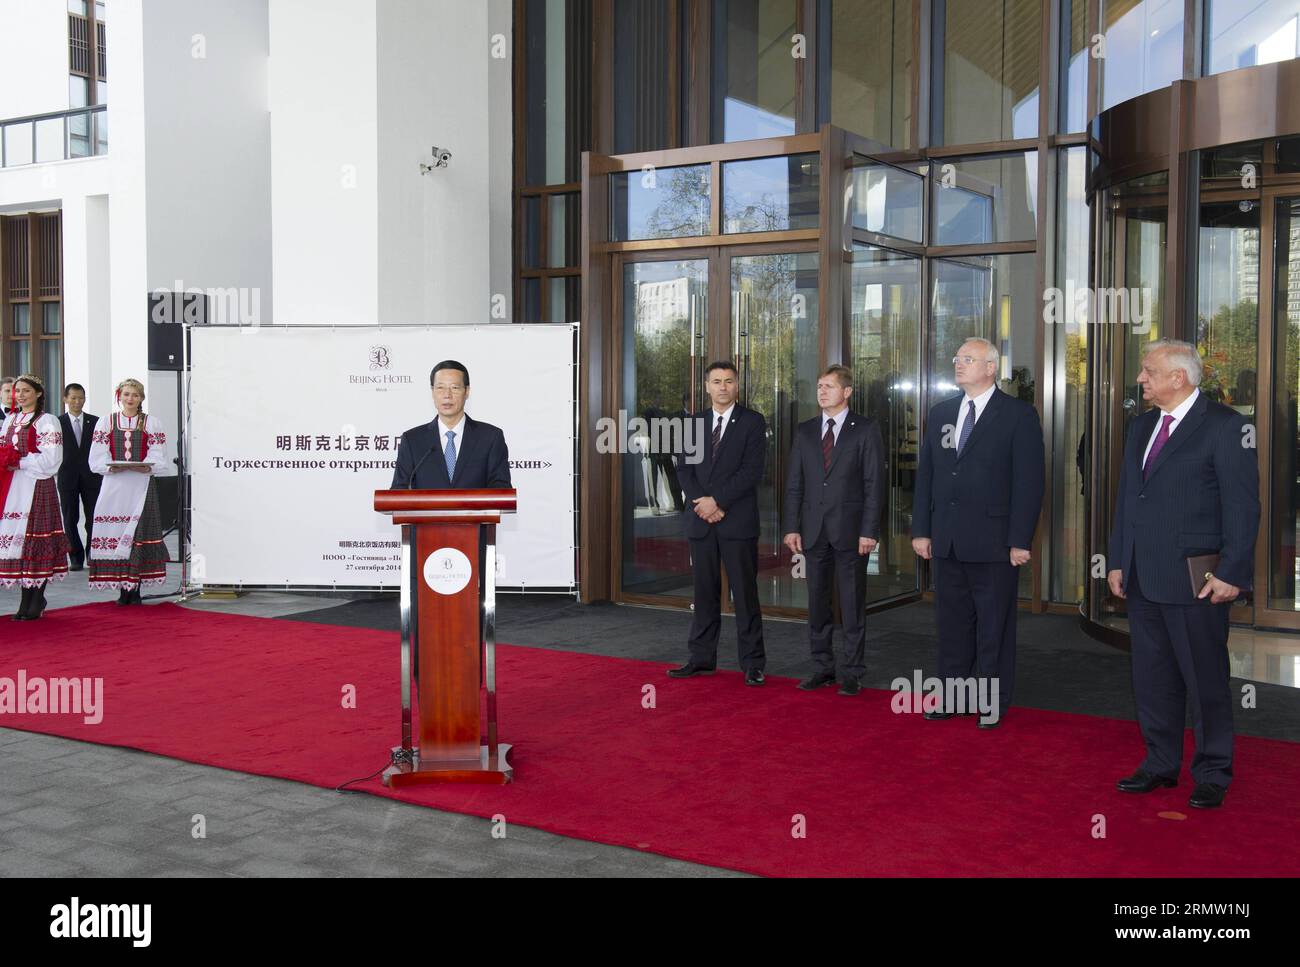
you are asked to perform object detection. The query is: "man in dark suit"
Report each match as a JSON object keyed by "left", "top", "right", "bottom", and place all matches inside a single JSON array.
[
  {"left": 912, "top": 338, "right": 1044, "bottom": 727},
  {"left": 1107, "top": 338, "right": 1259, "bottom": 810},
  {"left": 669, "top": 361, "right": 768, "bottom": 686},
  {"left": 58, "top": 383, "right": 101, "bottom": 571},
  {"left": 783, "top": 364, "right": 885, "bottom": 695},
  {"left": 0, "top": 376, "right": 13, "bottom": 418},
  {"left": 391, "top": 360, "right": 512, "bottom": 490}
]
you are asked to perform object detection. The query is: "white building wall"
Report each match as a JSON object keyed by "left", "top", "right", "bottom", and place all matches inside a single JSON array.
[
  {"left": 269, "top": 0, "right": 379, "bottom": 325},
  {"left": 142, "top": 0, "right": 272, "bottom": 324},
  {"left": 0, "top": 0, "right": 70, "bottom": 120},
  {"left": 376, "top": 0, "right": 509, "bottom": 325}
]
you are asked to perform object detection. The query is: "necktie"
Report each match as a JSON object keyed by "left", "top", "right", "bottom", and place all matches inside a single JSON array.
[
  {"left": 957, "top": 400, "right": 976, "bottom": 454},
  {"left": 1143, "top": 413, "right": 1174, "bottom": 480},
  {"left": 712, "top": 414, "right": 723, "bottom": 456},
  {"left": 444, "top": 430, "right": 457, "bottom": 480},
  {"left": 73, "top": 417, "right": 82, "bottom": 446},
  {"left": 822, "top": 419, "right": 835, "bottom": 471}
]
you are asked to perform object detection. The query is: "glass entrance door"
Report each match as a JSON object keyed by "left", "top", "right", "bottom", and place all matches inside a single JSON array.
[
  {"left": 1262, "top": 193, "right": 1300, "bottom": 626},
  {"left": 848, "top": 244, "right": 922, "bottom": 605},
  {"left": 618, "top": 256, "right": 709, "bottom": 601},
  {"left": 730, "top": 248, "right": 821, "bottom": 612}
]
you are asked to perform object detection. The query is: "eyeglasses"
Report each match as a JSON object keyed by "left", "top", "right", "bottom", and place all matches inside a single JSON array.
[{"left": 951, "top": 355, "right": 990, "bottom": 366}]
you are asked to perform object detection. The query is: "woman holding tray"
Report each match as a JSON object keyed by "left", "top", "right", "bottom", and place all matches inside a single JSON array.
[
  {"left": 88, "top": 378, "right": 170, "bottom": 604},
  {"left": 0, "top": 374, "right": 71, "bottom": 619}
]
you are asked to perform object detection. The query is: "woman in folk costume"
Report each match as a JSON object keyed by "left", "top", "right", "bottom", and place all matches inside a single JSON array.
[
  {"left": 0, "top": 374, "right": 71, "bottom": 620},
  {"left": 88, "top": 378, "right": 170, "bottom": 604}
]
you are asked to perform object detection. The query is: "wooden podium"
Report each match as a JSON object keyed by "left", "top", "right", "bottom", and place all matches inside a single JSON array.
[{"left": 374, "top": 488, "right": 517, "bottom": 786}]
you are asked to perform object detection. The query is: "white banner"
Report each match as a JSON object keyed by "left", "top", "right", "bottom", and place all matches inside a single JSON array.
[{"left": 189, "top": 325, "right": 575, "bottom": 590}]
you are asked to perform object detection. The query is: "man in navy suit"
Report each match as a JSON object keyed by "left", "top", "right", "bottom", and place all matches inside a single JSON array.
[
  {"left": 391, "top": 360, "right": 512, "bottom": 490},
  {"left": 58, "top": 383, "right": 101, "bottom": 571},
  {"left": 783, "top": 364, "right": 885, "bottom": 695},
  {"left": 1107, "top": 338, "right": 1259, "bottom": 810},
  {"left": 669, "top": 361, "right": 768, "bottom": 685},
  {"left": 912, "top": 338, "right": 1044, "bottom": 726}
]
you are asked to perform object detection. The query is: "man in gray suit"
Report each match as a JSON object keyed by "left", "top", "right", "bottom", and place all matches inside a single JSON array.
[{"left": 783, "top": 365, "right": 886, "bottom": 695}]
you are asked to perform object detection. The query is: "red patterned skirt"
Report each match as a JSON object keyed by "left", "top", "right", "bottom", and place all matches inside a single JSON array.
[
  {"left": 0, "top": 477, "right": 70, "bottom": 587},
  {"left": 87, "top": 478, "right": 168, "bottom": 590}
]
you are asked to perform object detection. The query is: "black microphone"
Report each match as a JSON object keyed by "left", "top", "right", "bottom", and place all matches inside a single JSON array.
[{"left": 405, "top": 445, "right": 438, "bottom": 489}]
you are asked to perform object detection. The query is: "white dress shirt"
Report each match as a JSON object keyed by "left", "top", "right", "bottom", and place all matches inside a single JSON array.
[
  {"left": 960, "top": 383, "right": 997, "bottom": 427},
  {"left": 437, "top": 414, "right": 467, "bottom": 454},
  {"left": 709, "top": 403, "right": 735, "bottom": 445},
  {"left": 821, "top": 407, "right": 848, "bottom": 443},
  {"left": 68, "top": 411, "right": 85, "bottom": 446},
  {"left": 1142, "top": 388, "right": 1199, "bottom": 466}
]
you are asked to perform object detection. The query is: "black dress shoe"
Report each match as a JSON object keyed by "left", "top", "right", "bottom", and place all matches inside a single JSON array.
[
  {"left": 797, "top": 671, "right": 837, "bottom": 690},
  {"left": 923, "top": 710, "right": 954, "bottom": 720},
  {"left": 837, "top": 679, "right": 861, "bottom": 696},
  {"left": 1189, "top": 782, "right": 1227, "bottom": 809},
  {"left": 745, "top": 669, "right": 765, "bottom": 686},
  {"left": 667, "top": 663, "right": 715, "bottom": 678},
  {"left": 1116, "top": 770, "right": 1178, "bottom": 793},
  {"left": 116, "top": 588, "right": 131, "bottom": 606}
]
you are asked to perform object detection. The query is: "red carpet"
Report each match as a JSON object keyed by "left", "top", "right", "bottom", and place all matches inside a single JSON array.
[{"left": 3, "top": 602, "right": 1299, "bottom": 876}]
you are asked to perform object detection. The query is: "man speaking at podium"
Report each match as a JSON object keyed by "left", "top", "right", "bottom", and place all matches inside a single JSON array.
[{"left": 392, "top": 360, "right": 512, "bottom": 490}]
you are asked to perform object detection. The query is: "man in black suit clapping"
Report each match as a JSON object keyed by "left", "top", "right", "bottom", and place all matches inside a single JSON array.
[
  {"left": 58, "top": 383, "right": 101, "bottom": 571},
  {"left": 1107, "top": 338, "right": 1259, "bottom": 810},
  {"left": 669, "top": 361, "right": 768, "bottom": 686},
  {"left": 912, "top": 338, "right": 1044, "bottom": 727},
  {"left": 783, "top": 365, "right": 885, "bottom": 695}
]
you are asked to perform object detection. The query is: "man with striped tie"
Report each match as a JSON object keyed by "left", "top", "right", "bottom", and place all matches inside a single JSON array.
[
  {"left": 911, "top": 337, "right": 1044, "bottom": 727},
  {"left": 391, "top": 360, "right": 512, "bottom": 491}
]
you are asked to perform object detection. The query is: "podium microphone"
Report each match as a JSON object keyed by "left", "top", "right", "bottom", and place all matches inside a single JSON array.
[{"left": 405, "top": 446, "right": 438, "bottom": 489}]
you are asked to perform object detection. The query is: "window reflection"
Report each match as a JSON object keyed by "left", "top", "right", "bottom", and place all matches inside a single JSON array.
[
  {"left": 1205, "top": 1, "right": 1300, "bottom": 76},
  {"left": 722, "top": 154, "right": 819, "bottom": 233},
  {"left": 713, "top": 0, "right": 798, "bottom": 142},
  {"left": 938, "top": 0, "right": 1040, "bottom": 144},
  {"left": 1099, "top": 0, "right": 1183, "bottom": 111}
]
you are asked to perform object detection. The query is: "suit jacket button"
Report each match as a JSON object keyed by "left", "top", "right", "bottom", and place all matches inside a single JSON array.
[{"left": 951, "top": 471, "right": 957, "bottom": 476}]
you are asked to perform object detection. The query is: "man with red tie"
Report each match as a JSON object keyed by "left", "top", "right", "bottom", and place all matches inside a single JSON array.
[
  {"left": 782, "top": 365, "right": 885, "bottom": 695},
  {"left": 1107, "top": 339, "right": 1259, "bottom": 809}
]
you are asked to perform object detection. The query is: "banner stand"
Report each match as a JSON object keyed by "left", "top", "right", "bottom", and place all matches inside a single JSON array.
[{"left": 180, "top": 323, "right": 579, "bottom": 598}]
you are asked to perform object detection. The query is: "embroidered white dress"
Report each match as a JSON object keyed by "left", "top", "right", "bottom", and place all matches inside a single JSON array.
[
  {"left": 87, "top": 412, "right": 171, "bottom": 589},
  {"left": 0, "top": 412, "right": 70, "bottom": 587}
]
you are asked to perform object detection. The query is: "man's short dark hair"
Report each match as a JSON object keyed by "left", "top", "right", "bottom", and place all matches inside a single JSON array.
[
  {"left": 704, "top": 360, "right": 737, "bottom": 378},
  {"left": 430, "top": 360, "right": 470, "bottom": 387},
  {"left": 64, "top": 383, "right": 86, "bottom": 396}
]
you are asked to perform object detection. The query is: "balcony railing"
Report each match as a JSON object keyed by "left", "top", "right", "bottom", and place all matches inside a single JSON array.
[{"left": 0, "top": 105, "right": 108, "bottom": 169}]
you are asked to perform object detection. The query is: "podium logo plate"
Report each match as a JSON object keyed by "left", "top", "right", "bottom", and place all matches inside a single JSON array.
[{"left": 423, "top": 547, "right": 472, "bottom": 595}]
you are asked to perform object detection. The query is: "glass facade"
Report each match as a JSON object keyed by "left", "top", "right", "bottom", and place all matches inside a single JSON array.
[
  {"left": 1099, "top": 0, "right": 1184, "bottom": 111},
  {"left": 935, "top": 0, "right": 1041, "bottom": 144},
  {"left": 517, "top": 1, "right": 1300, "bottom": 636},
  {"left": 1204, "top": 0, "right": 1300, "bottom": 75}
]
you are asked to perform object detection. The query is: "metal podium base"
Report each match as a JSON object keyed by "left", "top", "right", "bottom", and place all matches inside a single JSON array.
[{"left": 382, "top": 744, "right": 514, "bottom": 787}]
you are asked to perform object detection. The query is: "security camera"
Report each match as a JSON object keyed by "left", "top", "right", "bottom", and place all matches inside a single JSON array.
[{"left": 420, "top": 146, "right": 452, "bottom": 174}]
